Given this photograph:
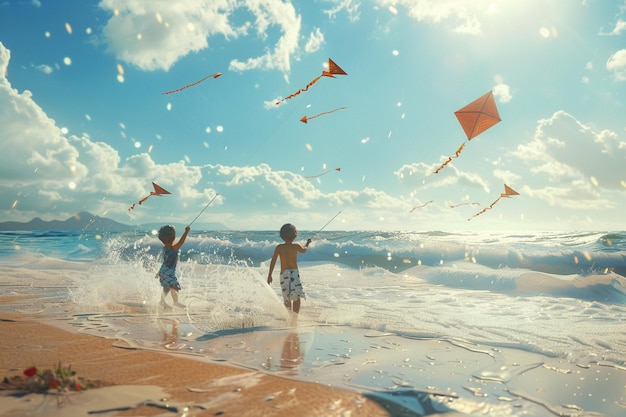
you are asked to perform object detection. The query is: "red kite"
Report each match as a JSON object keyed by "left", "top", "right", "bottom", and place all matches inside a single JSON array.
[
  {"left": 162, "top": 72, "right": 222, "bottom": 95},
  {"left": 128, "top": 182, "right": 171, "bottom": 211},
  {"left": 276, "top": 58, "right": 347, "bottom": 105},
  {"left": 304, "top": 167, "right": 341, "bottom": 178},
  {"left": 434, "top": 91, "right": 501, "bottom": 174},
  {"left": 468, "top": 184, "right": 519, "bottom": 220},
  {"left": 300, "top": 107, "right": 347, "bottom": 123}
]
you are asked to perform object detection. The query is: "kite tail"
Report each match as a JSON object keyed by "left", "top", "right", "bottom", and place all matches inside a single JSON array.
[
  {"left": 138, "top": 195, "right": 150, "bottom": 205},
  {"left": 449, "top": 202, "right": 480, "bottom": 208},
  {"left": 162, "top": 73, "right": 222, "bottom": 95},
  {"left": 409, "top": 200, "right": 433, "bottom": 212},
  {"left": 467, "top": 197, "right": 501, "bottom": 221},
  {"left": 276, "top": 75, "right": 323, "bottom": 105},
  {"left": 301, "top": 107, "right": 348, "bottom": 123},
  {"left": 434, "top": 142, "right": 466, "bottom": 174}
]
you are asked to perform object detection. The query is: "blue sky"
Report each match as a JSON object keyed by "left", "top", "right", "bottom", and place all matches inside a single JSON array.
[{"left": 1, "top": 0, "right": 625, "bottom": 232}]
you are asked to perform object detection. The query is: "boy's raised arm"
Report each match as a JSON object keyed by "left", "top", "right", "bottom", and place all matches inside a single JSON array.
[{"left": 173, "top": 226, "right": 191, "bottom": 250}]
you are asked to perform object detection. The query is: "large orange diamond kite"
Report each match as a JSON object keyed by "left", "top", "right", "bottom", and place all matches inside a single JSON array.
[{"left": 434, "top": 90, "right": 501, "bottom": 173}]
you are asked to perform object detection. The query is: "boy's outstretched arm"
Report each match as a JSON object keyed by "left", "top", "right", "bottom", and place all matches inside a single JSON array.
[
  {"left": 173, "top": 226, "right": 191, "bottom": 250},
  {"left": 267, "top": 246, "right": 279, "bottom": 284}
]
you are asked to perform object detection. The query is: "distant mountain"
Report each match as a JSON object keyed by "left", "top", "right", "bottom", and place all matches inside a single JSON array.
[
  {"left": 0, "top": 212, "right": 133, "bottom": 231},
  {"left": 0, "top": 212, "right": 230, "bottom": 232}
]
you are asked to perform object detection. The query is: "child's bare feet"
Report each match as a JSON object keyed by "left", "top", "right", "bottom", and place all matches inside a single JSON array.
[{"left": 174, "top": 302, "right": 186, "bottom": 309}]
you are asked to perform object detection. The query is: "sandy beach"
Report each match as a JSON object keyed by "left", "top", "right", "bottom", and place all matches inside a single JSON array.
[
  {"left": 0, "top": 311, "right": 391, "bottom": 416},
  {"left": 1, "top": 245, "right": 625, "bottom": 416}
]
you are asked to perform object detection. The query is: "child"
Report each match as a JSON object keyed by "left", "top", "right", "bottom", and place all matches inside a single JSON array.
[
  {"left": 267, "top": 223, "right": 311, "bottom": 324},
  {"left": 157, "top": 224, "right": 190, "bottom": 309}
]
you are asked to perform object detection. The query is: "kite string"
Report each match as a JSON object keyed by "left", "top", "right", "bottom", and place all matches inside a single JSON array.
[
  {"left": 186, "top": 102, "right": 303, "bottom": 227},
  {"left": 308, "top": 210, "right": 343, "bottom": 240},
  {"left": 188, "top": 193, "right": 220, "bottom": 227}
]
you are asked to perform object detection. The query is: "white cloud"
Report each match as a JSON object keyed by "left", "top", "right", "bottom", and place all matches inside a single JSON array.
[
  {"left": 229, "top": 1, "right": 301, "bottom": 79},
  {"left": 600, "top": 19, "right": 626, "bottom": 35},
  {"left": 304, "top": 27, "right": 325, "bottom": 53},
  {"left": 0, "top": 41, "right": 408, "bottom": 228},
  {"left": 33, "top": 63, "right": 53, "bottom": 74},
  {"left": 99, "top": 0, "right": 305, "bottom": 79},
  {"left": 394, "top": 162, "right": 490, "bottom": 193},
  {"left": 511, "top": 111, "right": 626, "bottom": 208},
  {"left": 100, "top": 0, "right": 241, "bottom": 72},
  {"left": 607, "top": 49, "right": 626, "bottom": 81},
  {"left": 493, "top": 83, "right": 512, "bottom": 103},
  {"left": 376, "top": 0, "right": 489, "bottom": 35},
  {"left": 323, "top": 0, "right": 361, "bottom": 22}
]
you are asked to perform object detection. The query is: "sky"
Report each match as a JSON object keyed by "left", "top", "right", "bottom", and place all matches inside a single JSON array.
[{"left": 0, "top": 0, "right": 625, "bottom": 232}]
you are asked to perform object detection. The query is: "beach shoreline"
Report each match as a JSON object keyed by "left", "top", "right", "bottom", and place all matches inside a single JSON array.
[{"left": 0, "top": 312, "right": 391, "bottom": 416}]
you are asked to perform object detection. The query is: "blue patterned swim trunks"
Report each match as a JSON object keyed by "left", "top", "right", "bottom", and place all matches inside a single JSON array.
[{"left": 279, "top": 269, "right": 306, "bottom": 302}]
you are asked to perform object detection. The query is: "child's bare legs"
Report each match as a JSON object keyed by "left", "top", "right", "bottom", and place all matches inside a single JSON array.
[
  {"left": 284, "top": 297, "right": 301, "bottom": 326},
  {"left": 171, "top": 289, "right": 185, "bottom": 308},
  {"left": 160, "top": 288, "right": 184, "bottom": 308},
  {"left": 160, "top": 288, "right": 171, "bottom": 307}
]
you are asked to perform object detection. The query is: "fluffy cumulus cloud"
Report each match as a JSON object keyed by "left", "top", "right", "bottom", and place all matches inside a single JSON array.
[
  {"left": 100, "top": 0, "right": 241, "bottom": 71},
  {"left": 99, "top": 0, "right": 304, "bottom": 78},
  {"left": 511, "top": 111, "right": 626, "bottom": 209},
  {"left": 376, "top": 0, "right": 491, "bottom": 34},
  {"left": 394, "top": 162, "right": 490, "bottom": 194},
  {"left": 0, "top": 41, "right": 406, "bottom": 227},
  {"left": 0, "top": 43, "right": 88, "bottom": 187},
  {"left": 607, "top": 49, "right": 626, "bottom": 81}
]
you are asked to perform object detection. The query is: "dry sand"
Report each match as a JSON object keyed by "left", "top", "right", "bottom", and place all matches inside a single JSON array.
[{"left": 0, "top": 313, "right": 390, "bottom": 416}]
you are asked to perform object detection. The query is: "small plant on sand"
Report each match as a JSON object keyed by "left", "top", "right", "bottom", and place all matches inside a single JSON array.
[{"left": 22, "top": 362, "right": 84, "bottom": 394}]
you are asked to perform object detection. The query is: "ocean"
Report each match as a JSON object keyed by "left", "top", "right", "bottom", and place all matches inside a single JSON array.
[{"left": 1, "top": 229, "right": 625, "bottom": 416}]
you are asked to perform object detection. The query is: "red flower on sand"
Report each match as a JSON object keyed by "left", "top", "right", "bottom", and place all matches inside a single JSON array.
[{"left": 23, "top": 366, "right": 37, "bottom": 377}]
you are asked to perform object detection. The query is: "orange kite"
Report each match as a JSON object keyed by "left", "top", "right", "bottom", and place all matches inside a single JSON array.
[
  {"left": 276, "top": 58, "right": 347, "bottom": 105},
  {"left": 304, "top": 167, "right": 341, "bottom": 178},
  {"left": 468, "top": 184, "right": 519, "bottom": 221},
  {"left": 162, "top": 72, "right": 222, "bottom": 95},
  {"left": 300, "top": 107, "right": 348, "bottom": 123},
  {"left": 434, "top": 91, "right": 501, "bottom": 174},
  {"left": 128, "top": 182, "right": 171, "bottom": 211}
]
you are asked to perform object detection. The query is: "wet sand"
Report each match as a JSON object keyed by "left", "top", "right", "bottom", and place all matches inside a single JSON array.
[{"left": 0, "top": 314, "right": 390, "bottom": 416}]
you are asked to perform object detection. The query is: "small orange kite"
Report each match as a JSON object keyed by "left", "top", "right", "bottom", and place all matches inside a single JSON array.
[
  {"left": 128, "top": 182, "right": 171, "bottom": 211},
  {"left": 434, "top": 91, "right": 501, "bottom": 174},
  {"left": 276, "top": 58, "right": 347, "bottom": 105},
  {"left": 468, "top": 184, "right": 519, "bottom": 221},
  {"left": 300, "top": 107, "right": 348, "bottom": 123},
  {"left": 162, "top": 72, "right": 222, "bottom": 95},
  {"left": 304, "top": 167, "right": 341, "bottom": 178}
]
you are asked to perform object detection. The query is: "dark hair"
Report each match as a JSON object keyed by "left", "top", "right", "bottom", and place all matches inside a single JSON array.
[
  {"left": 158, "top": 225, "right": 176, "bottom": 244},
  {"left": 280, "top": 223, "right": 297, "bottom": 241}
]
